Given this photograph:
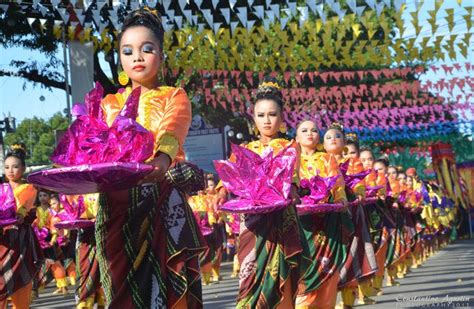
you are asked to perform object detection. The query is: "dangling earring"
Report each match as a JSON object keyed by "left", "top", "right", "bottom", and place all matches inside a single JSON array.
[
  {"left": 279, "top": 123, "right": 287, "bottom": 134},
  {"left": 118, "top": 70, "right": 129, "bottom": 86}
]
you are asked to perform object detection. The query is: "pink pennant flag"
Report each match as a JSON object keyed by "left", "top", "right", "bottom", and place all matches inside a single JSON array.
[
  {"left": 283, "top": 72, "right": 292, "bottom": 85},
  {"left": 332, "top": 72, "right": 342, "bottom": 82},
  {"left": 245, "top": 71, "right": 253, "bottom": 84},
  {"left": 320, "top": 72, "right": 329, "bottom": 83}
]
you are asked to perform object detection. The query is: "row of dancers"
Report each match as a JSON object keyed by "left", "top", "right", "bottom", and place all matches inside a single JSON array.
[{"left": 188, "top": 80, "right": 461, "bottom": 309}]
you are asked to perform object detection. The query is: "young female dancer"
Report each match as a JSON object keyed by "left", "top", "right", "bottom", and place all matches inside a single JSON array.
[
  {"left": 0, "top": 145, "right": 42, "bottom": 308},
  {"left": 294, "top": 120, "right": 350, "bottom": 309},
  {"left": 215, "top": 77, "right": 309, "bottom": 308},
  {"left": 95, "top": 8, "right": 205, "bottom": 307}
]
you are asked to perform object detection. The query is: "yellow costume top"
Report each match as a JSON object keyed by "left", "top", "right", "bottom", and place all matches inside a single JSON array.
[
  {"left": 101, "top": 86, "right": 191, "bottom": 162},
  {"left": 80, "top": 194, "right": 100, "bottom": 220},
  {"left": 299, "top": 152, "right": 347, "bottom": 203},
  {"left": 13, "top": 183, "right": 37, "bottom": 218}
]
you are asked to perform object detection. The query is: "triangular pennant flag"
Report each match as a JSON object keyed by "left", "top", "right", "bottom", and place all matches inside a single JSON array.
[
  {"left": 263, "top": 18, "right": 271, "bottom": 30},
  {"left": 212, "top": 0, "right": 219, "bottom": 10},
  {"left": 236, "top": 7, "right": 248, "bottom": 26},
  {"left": 298, "top": 6, "right": 308, "bottom": 26},
  {"left": 280, "top": 16, "right": 289, "bottom": 30},
  {"left": 346, "top": 0, "right": 357, "bottom": 13},
  {"left": 197, "top": 23, "right": 205, "bottom": 32},
  {"left": 162, "top": 0, "right": 172, "bottom": 10},
  {"left": 201, "top": 9, "right": 213, "bottom": 27},
  {"left": 246, "top": 20, "right": 256, "bottom": 32},
  {"left": 177, "top": 0, "right": 187, "bottom": 12},
  {"left": 365, "top": 0, "right": 376, "bottom": 9},
  {"left": 213, "top": 22, "right": 222, "bottom": 35},
  {"left": 307, "top": 0, "right": 317, "bottom": 13},
  {"left": 375, "top": 2, "right": 384, "bottom": 17},
  {"left": 220, "top": 7, "right": 231, "bottom": 24},
  {"left": 182, "top": 9, "right": 193, "bottom": 24},
  {"left": 194, "top": 0, "right": 203, "bottom": 8},
  {"left": 266, "top": 10, "right": 275, "bottom": 22},
  {"left": 229, "top": 0, "right": 237, "bottom": 10},
  {"left": 270, "top": 4, "right": 280, "bottom": 19},
  {"left": 57, "top": 8, "right": 69, "bottom": 22},
  {"left": 355, "top": 5, "right": 365, "bottom": 17},
  {"left": 27, "top": 17, "right": 37, "bottom": 27},
  {"left": 288, "top": 2, "right": 297, "bottom": 16},
  {"left": 253, "top": 5, "right": 264, "bottom": 19},
  {"left": 174, "top": 15, "right": 183, "bottom": 28},
  {"left": 394, "top": 0, "right": 404, "bottom": 12},
  {"left": 167, "top": 9, "right": 175, "bottom": 19},
  {"left": 75, "top": 9, "right": 86, "bottom": 25},
  {"left": 230, "top": 21, "right": 239, "bottom": 34}
]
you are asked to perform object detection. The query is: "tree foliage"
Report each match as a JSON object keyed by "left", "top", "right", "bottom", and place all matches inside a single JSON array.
[{"left": 3, "top": 113, "right": 69, "bottom": 165}]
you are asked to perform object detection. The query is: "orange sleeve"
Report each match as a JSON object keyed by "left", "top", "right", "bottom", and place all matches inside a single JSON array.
[
  {"left": 325, "top": 154, "right": 347, "bottom": 203},
  {"left": 101, "top": 93, "right": 124, "bottom": 127},
  {"left": 376, "top": 171, "right": 387, "bottom": 197},
  {"left": 154, "top": 88, "right": 191, "bottom": 161},
  {"left": 14, "top": 184, "right": 38, "bottom": 217},
  {"left": 351, "top": 158, "right": 366, "bottom": 198}
]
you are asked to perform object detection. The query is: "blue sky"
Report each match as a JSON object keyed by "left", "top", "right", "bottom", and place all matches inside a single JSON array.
[{"left": 0, "top": 0, "right": 472, "bottom": 126}]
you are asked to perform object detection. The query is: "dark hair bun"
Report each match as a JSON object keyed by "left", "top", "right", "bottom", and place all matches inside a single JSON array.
[
  {"left": 5, "top": 143, "right": 27, "bottom": 165},
  {"left": 255, "top": 76, "right": 284, "bottom": 109},
  {"left": 120, "top": 8, "right": 164, "bottom": 49},
  {"left": 376, "top": 156, "right": 390, "bottom": 167}
]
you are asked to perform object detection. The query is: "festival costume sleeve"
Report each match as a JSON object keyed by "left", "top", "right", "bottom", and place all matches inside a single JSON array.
[
  {"left": 101, "top": 87, "right": 191, "bottom": 162},
  {"left": 324, "top": 153, "right": 347, "bottom": 203},
  {"left": 14, "top": 184, "right": 38, "bottom": 217},
  {"left": 351, "top": 158, "right": 366, "bottom": 198},
  {"left": 376, "top": 171, "right": 387, "bottom": 197}
]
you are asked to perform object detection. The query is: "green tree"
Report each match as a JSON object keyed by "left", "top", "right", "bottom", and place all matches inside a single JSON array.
[{"left": 3, "top": 113, "right": 69, "bottom": 165}]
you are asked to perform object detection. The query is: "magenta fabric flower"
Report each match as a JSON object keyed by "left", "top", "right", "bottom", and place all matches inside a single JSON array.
[{"left": 214, "top": 143, "right": 296, "bottom": 214}]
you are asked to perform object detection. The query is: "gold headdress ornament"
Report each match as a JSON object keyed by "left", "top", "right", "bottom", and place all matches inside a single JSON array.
[
  {"left": 10, "top": 143, "right": 26, "bottom": 152},
  {"left": 329, "top": 122, "right": 344, "bottom": 132},
  {"left": 258, "top": 81, "right": 281, "bottom": 90},
  {"left": 143, "top": 6, "right": 161, "bottom": 21},
  {"left": 346, "top": 132, "right": 359, "bottom": 144}
]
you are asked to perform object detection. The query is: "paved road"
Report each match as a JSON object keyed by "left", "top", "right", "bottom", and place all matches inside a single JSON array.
[{"left": 32, "top": 239, "right": 474, "bottom": 308}]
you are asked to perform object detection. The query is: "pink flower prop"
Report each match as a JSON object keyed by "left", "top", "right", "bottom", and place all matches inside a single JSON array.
[
  {"left": 34, "top": 226, "right": 51, "bottom": 249},
  {"left": 299, "top": 175, "right": 340, "bottom": 205},
  {"left": 0, "top": 184, "right": 17, "bottom": 227},
  {"left": 214, "top": 143, "right": 296, "bottom": 214},
  {"left": 29, "top": 84, "right": 155, "bottom": 194},
  {"left": 51, "top": 84, "right": 154, "bottom": 165},
  {"left": 54, "top": 195, "right": 94, "bottom": 230}
]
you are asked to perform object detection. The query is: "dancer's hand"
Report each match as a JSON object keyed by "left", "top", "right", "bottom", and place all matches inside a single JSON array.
[{"left": 139, "top": 153, "right": 171, "bottom": 184}]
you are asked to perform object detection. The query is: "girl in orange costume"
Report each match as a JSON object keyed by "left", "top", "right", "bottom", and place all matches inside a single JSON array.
[
  {"left": 33, "top": 190, "right": 69, "bottom": 295},
  {"left": 294, "top": 120, "right": 349, "bottom": 309},
  {"left": 214, "top": 77, "right": 309, "bottom": 308},
  {"left": 50, "top": 195, "right": 77, "bottom": 287},
  {"left": 333, "top": 131, "right": 377, "bottom": 309},
  {"left": 0, "top": 145, "right": 43, "bottom": 309},
  {"left": 95, "top": 8, "right": 205, "bottom": 308}
]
